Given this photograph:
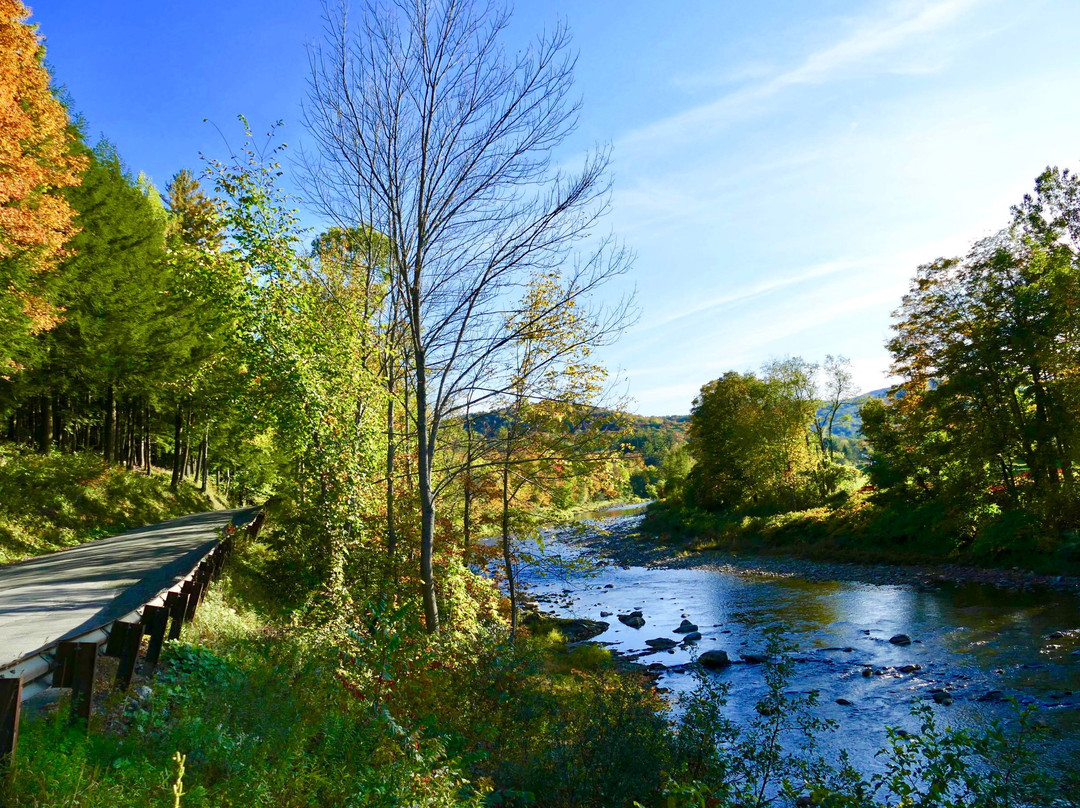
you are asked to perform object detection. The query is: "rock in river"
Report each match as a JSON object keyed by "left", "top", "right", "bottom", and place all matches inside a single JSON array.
[
  {"left": 889, "top": 634, "right": 913, "bottom": 646},
  {"left": 932, "top": 690, "right": 954, "bottom": 706},
  {"left": 674, "top": 619, "right": 699, "bottom": 633},
  {"left": 699, "top": 650, "right": 732, "bottom": 669},
  {"left": 555, "top": 618, "right": 609, "bottom": 642},
  {"left": 682, "top": 631, "right": 702, "bottom": 643},
  {"left": 645, "top": 638, "right": 678, "bottom": 650},
  {"left": 618, "top": 611, "right": 646, "bottom": 629},
  {"left": 741, "top": 653, "right": 770, "bottom": 664}
]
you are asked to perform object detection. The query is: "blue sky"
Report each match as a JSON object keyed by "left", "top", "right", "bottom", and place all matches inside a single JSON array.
[{"left": 27, "top": 0, "right": 1080, "bottom": 414}]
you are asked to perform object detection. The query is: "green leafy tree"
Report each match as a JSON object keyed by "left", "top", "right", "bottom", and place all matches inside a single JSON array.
[
  {"left": 865, "top": 167, "right": 1080, "bottom": 550},
  {"left": 686, "top": 363, "right": 818, "bottom": 513}
]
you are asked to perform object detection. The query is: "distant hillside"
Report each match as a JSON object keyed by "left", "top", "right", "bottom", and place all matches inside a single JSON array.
[
  {"left": 622, "top": 414, "right": 690, "bottom": 466},
  {"left": 466, "top": 409, "right": 689, "bottom": 467},
  {"left": 824, "top": 386, "right": 891, "bottom": 439}
]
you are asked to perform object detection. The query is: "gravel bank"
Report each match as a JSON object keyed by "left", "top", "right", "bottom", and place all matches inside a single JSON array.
[{"left": 565, "top": 514, "right": 1080, "bottom": 597}]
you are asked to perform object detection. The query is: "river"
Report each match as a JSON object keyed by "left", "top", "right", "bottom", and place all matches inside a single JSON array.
[{"left": 515, "top": 505, "right": 1080, "bottom": 773}]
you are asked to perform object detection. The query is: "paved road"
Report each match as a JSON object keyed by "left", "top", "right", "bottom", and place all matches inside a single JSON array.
[{"left": 0, "top": 507, "right": 258, "bottom": 668}]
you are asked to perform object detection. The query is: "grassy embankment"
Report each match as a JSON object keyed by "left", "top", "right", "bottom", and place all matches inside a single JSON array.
[
  {"left": 1, "top": 535, "right": 673, "bottom": 807},
  {"left": 643, "top": 495, "right": 1080, "bottom": 576},
  {"left": 0, "top": 448, "right": 224, "bottom": 564}
]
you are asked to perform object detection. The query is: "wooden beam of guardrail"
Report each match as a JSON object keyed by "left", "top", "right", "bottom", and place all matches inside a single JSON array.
[
  {"left": 104, "top": 621, "right": 145, "bottom": 691},
  {"left": 54, "top": 641, "right": 97, "bottom": 731},
  {"left": 0, "top": 677, "right": 20, "bottom": 765},
  {"left": 143, "top": 604, "right": 169, "bottom": 666},
  {"left": 168, "top": 587, "right": 189, "bottom": 640}
]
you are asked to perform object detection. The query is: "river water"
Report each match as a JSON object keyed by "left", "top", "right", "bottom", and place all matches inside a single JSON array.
[{"left": 516, "top": 506, "right": 1080, "bottom": 772}]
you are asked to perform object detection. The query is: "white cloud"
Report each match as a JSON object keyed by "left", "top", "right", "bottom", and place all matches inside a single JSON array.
[
  {"left": 618, "top": 0, "right": 990, "bottom": 152},
  {"left": 639, "top": 259, "right": 861, "bottom": 333}
]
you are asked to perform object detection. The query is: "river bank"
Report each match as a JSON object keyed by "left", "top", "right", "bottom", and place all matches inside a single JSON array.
[
  {"left": 565, "top": 510, "right": 1080, "bottom": 597},
  {"left": 520, "top": 509, "right": 1080, "bottom": 781}
]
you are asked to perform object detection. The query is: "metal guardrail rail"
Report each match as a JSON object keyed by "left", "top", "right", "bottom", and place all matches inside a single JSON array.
[{"left": 0, "top": 508, "right": 264, "bottom": 765}]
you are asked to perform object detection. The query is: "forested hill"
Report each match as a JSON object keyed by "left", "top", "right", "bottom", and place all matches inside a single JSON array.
[
  {"left": 622, "top": 414, "right": 690, "bottom": 465},
  {"left": 468, "top": 410, "right": 689, "bottom": 467},
  {"left": 823, "top": 387, "right": 890, "bottom": 439}
]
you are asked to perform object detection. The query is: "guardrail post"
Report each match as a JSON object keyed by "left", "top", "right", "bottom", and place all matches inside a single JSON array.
[
  {"left": 186, "top": 579, "right": 204, "bottom": 621},
  {"left": 196, "top": 563, "right": 212, "bottom": 606},
  {"left": 211, "top": 548, "right": 223, "bottom": 580},
  {"left": 168, "top": 588, "right": 189, "bottom": 640},
  {"left": 55, "top": 642, "right": 97, "bottom": 730},
  {"left": 105, "top": 621, "right": 145, "bottom": 690},
  {"left": 247, "top": 511, "right": 265, "bottom": 541},
  {"left": 0, "top": 677, "right": 21, "bottom": 766},
  {"left": 143, "top": 604, "right": 169, "bottom": 666},
  {"left": 182, "top": 579, "right": 200, "bottom": 623}
]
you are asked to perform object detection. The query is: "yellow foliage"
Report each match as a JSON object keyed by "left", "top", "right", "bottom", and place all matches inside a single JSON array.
[{"left": 0, "top": 0, "right": 85, "bottom": 343}]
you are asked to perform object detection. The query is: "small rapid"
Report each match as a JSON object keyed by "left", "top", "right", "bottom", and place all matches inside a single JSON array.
[{"left": 516, "top": 508, "right": 1080, "bottom": 771}]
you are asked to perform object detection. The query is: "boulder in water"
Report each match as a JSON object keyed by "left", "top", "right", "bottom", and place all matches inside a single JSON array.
[
  {"left": 645, "top": 637, "right": 678, "bottom": 650},
  {"left": 618, "top": 611, "right": 646, "bottom": 629},
  {"left": 740, "top": 653, "right": 770, "bottom": 664},
  {"left": 889, "top": 634, "right": 913, "bottom": 646},
  {"left": 555, "top": 618, "right": 609, "bottom": 642},
  {"left": 698, "top": 650, "right": 732, "bottom": 669},
  {"left": 674, "top": 619, "right": 698, "bottom": 633}
]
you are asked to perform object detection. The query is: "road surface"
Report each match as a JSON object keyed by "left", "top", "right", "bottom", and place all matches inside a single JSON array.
[{"left": 0, "top": 507, "right": 258, "bottom": 668}]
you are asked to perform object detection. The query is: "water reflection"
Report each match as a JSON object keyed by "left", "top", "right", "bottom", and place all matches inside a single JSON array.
[{"left": 519, "top": 514, "right": 1080, "bottom": 770}]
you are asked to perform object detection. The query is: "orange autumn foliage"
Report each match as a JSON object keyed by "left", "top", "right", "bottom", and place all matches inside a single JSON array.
[{"left": 0, "top": 0, "right": 84, "bottom": 342}]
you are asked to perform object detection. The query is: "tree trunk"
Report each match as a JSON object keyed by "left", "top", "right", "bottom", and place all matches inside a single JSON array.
[
  {"left": 414, "top": 347, "right": 440, "bottom": 633},
  {"left": 54, "top": 397, "right": 64, "bottom": 452},
  {"left": 200, "top": 425, "right": 209, "bottom": 493},
  {"left": 181, "top": 411, "right": 193, "bottom": 481},
  {"left": 39, "top": 395, "right": 52, "bottom": 453},
  {"left": 126, "top": 404, "right": 136, "bottom": 468},
  {"left": 144, "top": 402, "right": 153, "bottom": 475},
  {"left": 171, "top": 405, "right": 183, "bottom": 490},
  {"left": 501, "top": 441, "right": 517, "bottom": 641},
  {"left": 403, "top": 361, "right": 413, "bottom": 492},
  {"left": 462, "top": 400, "right": 473, "bottom": 562},
  {"left": 386, "top": 389, "right": 396, "bottom": 558},
  {"left": 103, "top": 386, "right": 116, "bottom": 462}
]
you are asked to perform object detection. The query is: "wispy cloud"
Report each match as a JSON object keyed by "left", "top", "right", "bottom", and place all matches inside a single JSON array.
[
  {"left": 618, "top": 0, "right": 988, "bottom": 151},
  {"left": 639, "top": 259, "right": 860, "bottom": 333}
]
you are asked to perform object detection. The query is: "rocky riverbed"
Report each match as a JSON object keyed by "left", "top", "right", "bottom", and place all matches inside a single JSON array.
[
  {"left": 563, "top": 512, "right": 1080, "bottom": 597},
  {"left": 516, "top": 509, "right": 1080, "bottom": 772}
]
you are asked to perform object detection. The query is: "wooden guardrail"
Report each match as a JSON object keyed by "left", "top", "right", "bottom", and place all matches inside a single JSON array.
[{"left": 0, "top": 509, "right": 264, "bottom": 767}]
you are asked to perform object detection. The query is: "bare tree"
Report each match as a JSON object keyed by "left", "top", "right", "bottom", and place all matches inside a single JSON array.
[
  {"left": 814, "top": 354, "right": 855, "bottom": 461},
  {"left": 301, "top": 0, "right": 633, "bottom": 631}
]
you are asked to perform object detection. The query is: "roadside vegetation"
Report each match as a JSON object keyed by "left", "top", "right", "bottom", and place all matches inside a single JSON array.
[
  {"left": 4, "top": 538, "right": 1075, "bottom": 807},
  {"left": 0, "top": 447, "right": 219, "bottom": 564}
]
